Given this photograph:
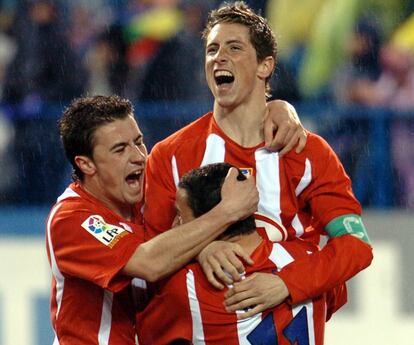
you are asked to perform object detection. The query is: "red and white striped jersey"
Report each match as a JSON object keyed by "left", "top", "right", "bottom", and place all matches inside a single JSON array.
[
  {"left": 144, "top": 112, "right": 361, "bottom": 243},
  {"left": 143, "top": 112, "right": 367, "bottom": 304},
  {"left": 45, "top": 182, "right": 144, "bottom": 345},
  {"left": 137, "top": 238, "right": 328, "bottom": 345}
]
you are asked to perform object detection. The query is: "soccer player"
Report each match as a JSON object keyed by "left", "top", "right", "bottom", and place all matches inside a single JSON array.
[
  {"left": 137, "top": 163, "right": 346, "bottom": 345},
  {"left": 143, "top": 1, "right": 373, "bottom": 319},
  {"left": 45, "top": 95, "right": 259, "bottom": 344}
]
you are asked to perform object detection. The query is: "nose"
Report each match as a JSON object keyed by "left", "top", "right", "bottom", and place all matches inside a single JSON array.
[
  {"left": 214, "top": 46, "right": 228, "bottom": 63},
  {"left": 131, "top": 144, "right": 147, "bottom": 163}
]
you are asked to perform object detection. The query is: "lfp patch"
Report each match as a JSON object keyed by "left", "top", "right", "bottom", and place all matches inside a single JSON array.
[{"left": 81, "top": 215, "right": 129, "bottom": 248}]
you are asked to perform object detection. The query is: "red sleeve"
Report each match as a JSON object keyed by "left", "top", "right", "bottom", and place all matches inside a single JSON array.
[
  {"left": 298, "top": 134, "right": 362, "bottom": 230},
  {"left": 325, "top": 283, "right": 348, "bottom": 321},
  {"left": 143, "top": 142, "right": 178, "bottom": 240},
  {"left": 277, "top": 234, "right": 373, "bottom": 305},
  {"left": 137, "top": 269, "right": 193, "bottom": 344},
  {"left": 50, "top": 207, "right": 143, "bottom": 292}
]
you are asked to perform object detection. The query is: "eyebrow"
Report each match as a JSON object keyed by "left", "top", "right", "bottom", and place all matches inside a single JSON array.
[
  {"left": 109, "top": 141, "right": 127, "bottom": 152},
  {"left": 109, "top": 134, "right": 143, "bottom": 152},
  {"left": 207, "top": 38, "right": 245, "bottom": 47}
]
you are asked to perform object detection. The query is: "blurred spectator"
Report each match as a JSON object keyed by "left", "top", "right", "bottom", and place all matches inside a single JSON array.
[
  {"left": 331, "top": 19, "right": 414, "bottom": 208},
  {"left": 3, "top": 0, "right": 85, "bottom": 104},
  {"left": 67, "top": 4, "right": 102, "bottom": 59},
  {"left": 2, "top": 0, "right": 86, "bottom": 204},
  {"left": 267, "top": 0, "right": 409, "bottom": 100},
  {"left": 326, "top": 16, "right": 384, "bottom": 206},
  {"left": 371, "top": 44, "right": 414, "bottom": 208},
  {"left": 122, "top": 0, "right": 183, "bottom": 98},
  {"left": 138, "top": 0, "right": 212, "bottom": 102},
  {"left": 391, "top": 12, "right": 414, "bottom": 55},
  {"left": 85, "top": 24, "right": 129, "bottom": 96},
  {"left": 332, "top": 17, "right": 382, "bottom": 104}
]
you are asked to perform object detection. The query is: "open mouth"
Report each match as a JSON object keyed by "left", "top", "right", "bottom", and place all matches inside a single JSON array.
[
  {"left": 125, "top": 171, "right": 142, "bottom": 185},
  {"left": 215, "top": 70, "right": 235, "bottom": 86}
]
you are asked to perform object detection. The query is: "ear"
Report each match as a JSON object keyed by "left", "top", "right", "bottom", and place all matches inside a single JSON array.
[
  {"left": 74, "top": 155, "right": 96, "bottom": 177},
  {"left": 257, "top": 56, "right": 274, "bottom": 80}
]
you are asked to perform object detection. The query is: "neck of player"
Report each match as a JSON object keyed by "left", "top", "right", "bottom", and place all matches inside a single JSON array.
[{"left": 213, "top": 97, "right": 267, "bottom": 148}]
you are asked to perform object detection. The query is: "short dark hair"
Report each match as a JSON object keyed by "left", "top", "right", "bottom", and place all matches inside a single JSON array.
[
  {"left": 178, "top": 162, "right": 256, "bottom": 239},
  {"left": 58, "top": 95, "right": 133, "bottom": 181},
  {"left": 202, "top": 1, "right": 277, "bottom": 98}
]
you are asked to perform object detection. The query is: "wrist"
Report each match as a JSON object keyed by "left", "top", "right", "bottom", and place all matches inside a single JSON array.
[{"left": 216, "top": 199, "right": 240, "bottom": 224}]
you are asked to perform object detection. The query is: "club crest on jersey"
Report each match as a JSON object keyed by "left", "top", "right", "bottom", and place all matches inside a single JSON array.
[
  {"left": 81, "top": 215, "right": 129, "bottom": 248},
  {"left": 240, "top": 167, "right": 253, "bottom": 177}
]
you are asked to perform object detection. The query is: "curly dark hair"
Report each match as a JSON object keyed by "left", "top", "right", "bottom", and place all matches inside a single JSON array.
[{"left": 58, "top": 95, "right": 133, "bottom": 181}]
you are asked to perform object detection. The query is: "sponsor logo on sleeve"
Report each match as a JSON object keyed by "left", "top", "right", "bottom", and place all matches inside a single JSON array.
[{"left": 81, "top": 215, "right": 130, "bottom": 248}]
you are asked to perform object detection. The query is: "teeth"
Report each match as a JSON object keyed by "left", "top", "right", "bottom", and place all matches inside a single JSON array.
[
  {"left": 127, "top": 171, "right": 141, "bottom": 180},
  {"left": 214, "top": 70, "right": 233, "bottom": 78}
]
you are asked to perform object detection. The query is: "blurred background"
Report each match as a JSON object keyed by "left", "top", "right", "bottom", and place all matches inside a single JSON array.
[{"left": 0, "top": 0, "right": 413, "bottom": 344}]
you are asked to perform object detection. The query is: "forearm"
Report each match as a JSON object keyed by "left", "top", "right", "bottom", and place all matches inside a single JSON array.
[
  {"left": 123, "top": 203, "right": 237, "bottom": 282},
  {"left": 278, "top": 234, "right": 373, "bottom": 304}
]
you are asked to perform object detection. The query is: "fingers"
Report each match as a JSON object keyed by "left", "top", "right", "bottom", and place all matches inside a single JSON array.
[
  {"left": 223, "top": 273, "right": 289, "bottom": 318},
  {"left": 225, "top": 166, "right": 238, "bottom": 180},
  {"left": 295, "top": 130, "right": 307, "bottom": 153},
  {"left": 267, "top": 125, "right": 291, "bottom": 153},
  {"left": 278, "top": 128, "right": 298, "bottom": 156},
  {"left": 221, "top": 169, "right": 259, "bottom": 219},
  {"left": 219, "top": 256, "right": 244, "bottom": 282},
  {"left": 224, "top": 274, "right": 254, "bottom": 301},
  {"left": 198, "top": 242, "right": 253, "bottom": 289},
  {"left": 264, "top": 99, "right": 308, "bottom": 154},
  {"left": 236, "top": 248, "right": 254, "bottom": 266},
  {"left": 237, "top": 304, "right": 265, "bottom": 320},
  {"left": 263, "top": 115, "right": 277, "bottom": 149},
  {"left": 206, "top": 256, "right": 234, "bottom": 287},
  {"left": 204, "top": 265, "right": 225, "bottom": 290},
  {"left": 225, "top": 295, "right": 258, "bottom": 313},
  {"left": 222, "top": 167, "right": 238, "bottom": 192}
]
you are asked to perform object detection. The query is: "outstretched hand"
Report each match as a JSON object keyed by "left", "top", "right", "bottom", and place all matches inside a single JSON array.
[
  {"left": 264, "top": 100, "right": 307, "bottom": 156},
  {"left": 224, "top": 272, "right": 289, "bottom": 319}
]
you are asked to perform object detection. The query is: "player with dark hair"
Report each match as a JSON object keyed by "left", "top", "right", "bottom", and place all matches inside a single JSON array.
[
  {"left": 143, "top": 0, "right": 373, "bottom": 322},
  {"left": 137, "top": 163, "right": 343, "bottom": 344},
  {"left": 46, "top": 95, "right": 259, "bottom": 344}
]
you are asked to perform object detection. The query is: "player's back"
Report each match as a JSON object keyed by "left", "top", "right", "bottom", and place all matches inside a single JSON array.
[{"left": 137, "top": 238, "right": 327, "bottom": 345}]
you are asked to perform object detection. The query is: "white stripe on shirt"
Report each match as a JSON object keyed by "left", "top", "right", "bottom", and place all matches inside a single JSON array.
[
  {"left": 201, "top": 134, "right": 226, "bottom": 166},
  {"left": 187, "top": 270, "right": 206, "bottom": 345},
  {"left": 98, "top": 290, "right": 113, "bottom": 345},
  {"left": 255, "top": 148, "right": 282, "bottom": 223}
]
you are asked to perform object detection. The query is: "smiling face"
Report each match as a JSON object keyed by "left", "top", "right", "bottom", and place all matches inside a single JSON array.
[
  {"left": 205, "top": 22, "right": 273, "bottom": 109},
  {"left": 78, "top": 115, "right": 147, "bottom": 218}
]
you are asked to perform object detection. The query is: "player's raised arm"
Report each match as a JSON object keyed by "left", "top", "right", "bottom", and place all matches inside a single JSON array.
[{"left": 123, "top": 168, "right": 259, "bottom": 282}]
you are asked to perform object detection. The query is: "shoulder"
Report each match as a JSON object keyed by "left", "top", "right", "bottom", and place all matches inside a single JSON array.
[
  {"left": 48, "top": 184, "right": 108, "bottom": 232},
  {"left": 306, "top": 131, "right": 334, "bottom": 153},
  {"left": 297, "top": 131, "right": 334, "bottom": 156},
  {"left": 282, "top": 130, "right": 337, "bottom": 165}
]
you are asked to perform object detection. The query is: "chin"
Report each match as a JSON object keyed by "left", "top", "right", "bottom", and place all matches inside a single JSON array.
[
  {"left": 125, "top": 192, "right": 142, "bottom": 206},
  {"left": 216, "top": 98, "right": 235, "bottom": 109}
]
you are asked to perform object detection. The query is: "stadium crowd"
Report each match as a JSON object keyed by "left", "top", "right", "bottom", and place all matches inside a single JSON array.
[{"left": 0, "top": 0, "right": 413, "bottom": 207}]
